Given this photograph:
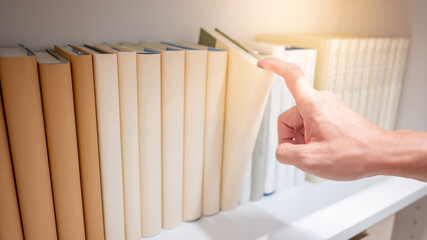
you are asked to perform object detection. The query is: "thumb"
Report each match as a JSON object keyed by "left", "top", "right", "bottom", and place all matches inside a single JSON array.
[{"left": 258, "top": 57, "right": 317, "bottom": 105}]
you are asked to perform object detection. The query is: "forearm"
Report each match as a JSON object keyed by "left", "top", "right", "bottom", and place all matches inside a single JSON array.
[{"left": 378, "top": 130, "right": 427, "bottom": 181}]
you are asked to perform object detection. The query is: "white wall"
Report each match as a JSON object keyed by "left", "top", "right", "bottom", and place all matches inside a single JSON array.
[{"left": 1, "top": 0, "right": 424, "bottom": 130}]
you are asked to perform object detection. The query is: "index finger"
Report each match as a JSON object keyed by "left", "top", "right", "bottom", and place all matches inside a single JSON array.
[{"left": 258, "top": 57, "right": 317, "bottom": 105}]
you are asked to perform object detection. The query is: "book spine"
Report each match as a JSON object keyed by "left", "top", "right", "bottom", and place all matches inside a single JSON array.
[
  {"left": 373, "top": 38, "right": 391, "bottom": 127},
  {"left": 239, "top": 158, "right": 252, "bottom": 205},
  {"left": 365, "top": 39, "right": 383, "bottom": 123},
  {"left": 387, "top": 39, "right": 410, "bottom": 130},
  {"left": 68, "top": 54, "right": 105, "bottom": 240},
  {"left": 334, "top": 39, "right": 350, "bottom": 101},
  {"left": 92, "top": 53, "right": 126, "bottom": 240},
  {"left": 264, "top": 77, "right": 282, "bottom": 195},
  {"left": 324, "top": 39, "right": 340, "bottom": 92},
  {"left": 358, "top": 39, "right": 376, "bottom": 118},
  {"left": 117, "top": 52, "right": 141, "bottom": 239},
  {"left": 183, "top": 50, "right": 207, "bottom": 221},
  {"left": 137, "top": 53, "right": 162, "bottom": 237},
  {"left": 0, "top": 56, "right": 57, "bottom": 240},
  {"left": 0, "top": 91, "right": 23, "bottom": 240},
  {"left": 378, "top": 39, "right": 398, "bottom": 129},
  {"left": 38, "top": 62, "right": 85, "bottom": 240},
  {"left": 343, "top": 39, "right": 359, "bottom": 106},
  {"left": 250, "top": 95, "right": 270, "bottom": 201},
  {"left": 161, "top": 51, "right": 185, "bottom": 228},
  {"left": 203, "top": 51, "right": 227, "bottom": 216},
  {"left": 351, "top": 39, "right": 367, "bottom": 112}
]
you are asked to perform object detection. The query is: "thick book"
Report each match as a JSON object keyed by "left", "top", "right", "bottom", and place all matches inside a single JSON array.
[
  {"left": 134, "top": 42, "right": 185, "bottom": 229},
  {"left": 199, "top": 28, "right": 274, "bottom": 211},
  {"left": 118, "top": 44, "right": 162, "bottom": 237},
  {"left": 94, "top": 43, "right": 142, "bottom": 240},
  {"left": 385, "top": 38, "right": 410, "bottom": 130},
  {"left": 0, "top": 89, "right": 23, "bottom": 240},
  {"left": 36, "top": 51, "right": 86, "bottom": 240},
  {"left": 162, "top": 42, "right": 207, "bottom": 221},
  {"left": 250, "top": 98, "right": 270, "bottom": 201},
  {"left": 76, "top": 45, "right": 126, "bottom": 240},
  {"left": 0, "top": 47, "right": 57, "bottom": 240},
  {"left": 54, "top": 45, "right": 105, "bottom": 240}
]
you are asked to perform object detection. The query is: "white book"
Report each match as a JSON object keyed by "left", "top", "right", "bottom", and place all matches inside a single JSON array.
[
  {"left": 343, "top": 39, "right": 359, "bottom": 106},
  {"left": 378, "top": 39, "right": 398, "bottom": 129},
  {"left": 365, "top": 39, "right": 384, "bottom": 123},
  {"left": 372, "top": 38, "right": 391, "bottom": 127},
  {"left": 350, "top": 39, "right": 368, "bottom": 112},
  {"left": 304, "top": 48, "right": 318, "bottom": 87},
  {"left": 240, "top": 158, "right": 252, "bottom": 205},
  {"left": 250, "top": 96, "right": 270, "bottom": 201},
  {"left": 358, "top": 39, "right": 376, "bottom": 118},
  {"left": 334, "top": 39, "right": 350, "bottom": 101},
  {"left": 83, "top": 46, "right": 126, "bottom": 240},
  {"left": 385, "top": 38, "right": 410, "bottom": 130}
]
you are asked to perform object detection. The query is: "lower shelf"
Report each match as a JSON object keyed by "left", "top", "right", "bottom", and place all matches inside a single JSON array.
[{"left": 145, "top": 176, "right": 427, "bottom": 240}]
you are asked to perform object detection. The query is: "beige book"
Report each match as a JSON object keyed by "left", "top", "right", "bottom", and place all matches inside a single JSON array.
[
  {"left": 55, "top": 45, "right": 105, "bottom": 240},
  {"left": 385, "top": 38, "right": 410, "bottom": 130},
  {"left": 343, "top": 39, "right": 359, "bottom": 106},
  {"left": 373, "top": 38, "right": 391, "bottom": 126},
  {"left": 119, "top": 44, "right": 162, "bottom": 236},
  {"left": 94, "top": 43, "right": 142, "bottom": 240},
  {"left": 200, "top": 29, "right": 274, "bottom": 210},
  {"left": 163, "top": 43, "right": 207, "bottom": 221},
  {"left": 358, "top": 39, "right": 376, "bottom": 118},
  {"left": 76, "top": 45, "right": 126, "bottom": 240},
  {"left": 378, "top": 39, "right": 398, "bottom": 128},
  {"left": 0, "top": 89, "right": 23, "bottom": 240},
  {"left": 133, "top": 42, "right": 185, "bottom": 229},
  {"left": 350, "top": 39, "right": 368, "bottom": 112},
  {"left": 36, "top": 51, "right": 85, "bottom": 240},
  {"left": 0, "top": 47, "right": 57, "bottom": 240}
]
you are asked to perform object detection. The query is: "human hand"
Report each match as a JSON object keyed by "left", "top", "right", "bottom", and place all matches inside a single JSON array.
[{"left": 257, "top": 57, "right": 391, "bottom": 181}]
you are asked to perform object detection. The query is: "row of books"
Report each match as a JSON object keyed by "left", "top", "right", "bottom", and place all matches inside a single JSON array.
[
  {"left": 257, "top": 34, "right": 410, "bottom": 130},
  {"left": 0, "top": 29, "right": 275, "bottom": 240}
]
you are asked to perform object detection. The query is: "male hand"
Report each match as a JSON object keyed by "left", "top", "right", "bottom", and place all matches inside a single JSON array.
[{"left": 258, "top": 57, "right": 390, "bottom": 181}]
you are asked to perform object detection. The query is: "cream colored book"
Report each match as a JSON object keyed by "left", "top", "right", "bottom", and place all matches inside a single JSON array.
[
  {"left": 385, "top": 38, "right": 410, "bottom": 130},
  {"left": 256, "top": 33, "right": 341, "bottom": 92},
  {"left": 365, "top": 39, "right": 384, "bottom": 123},
  {"left": 162, "top": 42, "right": 207, "bottom": 221},
  {"left": 200, "top": 28, "right": 274, "bottom": 211},
  {"left": 134, "top": 42, "right": 185, "bottom": 229},
  {"left": 94, "top": 43, "right": 142, "bottom": 240},
  {"left": 343, "top": 39, "right": 359, "bottom": 106},
  {"left": 0, "top": 47, "right": 57, "bottom": 240},
  {"left": 358, "top": 39, "right": 376, "bottom": 118},
  {"left": 334, "top": 39, "right": 350, "bottom": 101},
  {"left": 55, "top": 45, "right": 105, "bottom": 240},
  {"left": 118, "top": 44, "right": 162, "bottom": 237},
  {"left": 0, "top": 89, "right": 23, "bottom": 240},
  {"left": 77, "top": 45, "right": 126, "bottom": 240},
  {"left": 350, "top": 39, "right": 368, "bottom": 112},
  {"left": 240, "top": 158, "right": 252, "bottom": 205},
  {"left": 36, "top": 51, "right": 85, "bottom": 240},
  {"left": 372, "top": 38, "right": 391, "bottom": 126},
  {"left": 378, "top": 39, "right": 398, "bottom": 128}
]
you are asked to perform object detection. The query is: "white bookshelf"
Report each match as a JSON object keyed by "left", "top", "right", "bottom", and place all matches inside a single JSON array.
[{"left": 1, "top": 0, "right": 427, "bottom": 239}]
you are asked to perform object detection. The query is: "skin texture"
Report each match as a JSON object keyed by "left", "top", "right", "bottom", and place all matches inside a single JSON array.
[{"left": 257, "top": 57, "right": 427, "bottom": 182}]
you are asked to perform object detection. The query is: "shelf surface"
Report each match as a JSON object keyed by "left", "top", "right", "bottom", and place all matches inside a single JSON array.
[{"left": 144, "top": 176, "right": 427, "bottom": 240}]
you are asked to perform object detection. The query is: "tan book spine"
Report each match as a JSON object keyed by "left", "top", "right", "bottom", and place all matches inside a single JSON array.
[
  {"left": 54, "top": 46, "right": 105, "bottom": 240},
  {"left": 183, "top": 49, "right": 207, "bottom": 221},
  {"left": 38, "top": 58, "right": 85, "bottom": 240},
  {"left": 0, "top": 55, "right": 57, "bottom": 240},
  {"left": 202, "top": 50, "right": 227, "bottom": 216},
  {"left": 136, "top": 52, "right": 162, "bottom": 237},
  {"left": 0, "top": 90, "right": 23, "bottom": 240}
]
